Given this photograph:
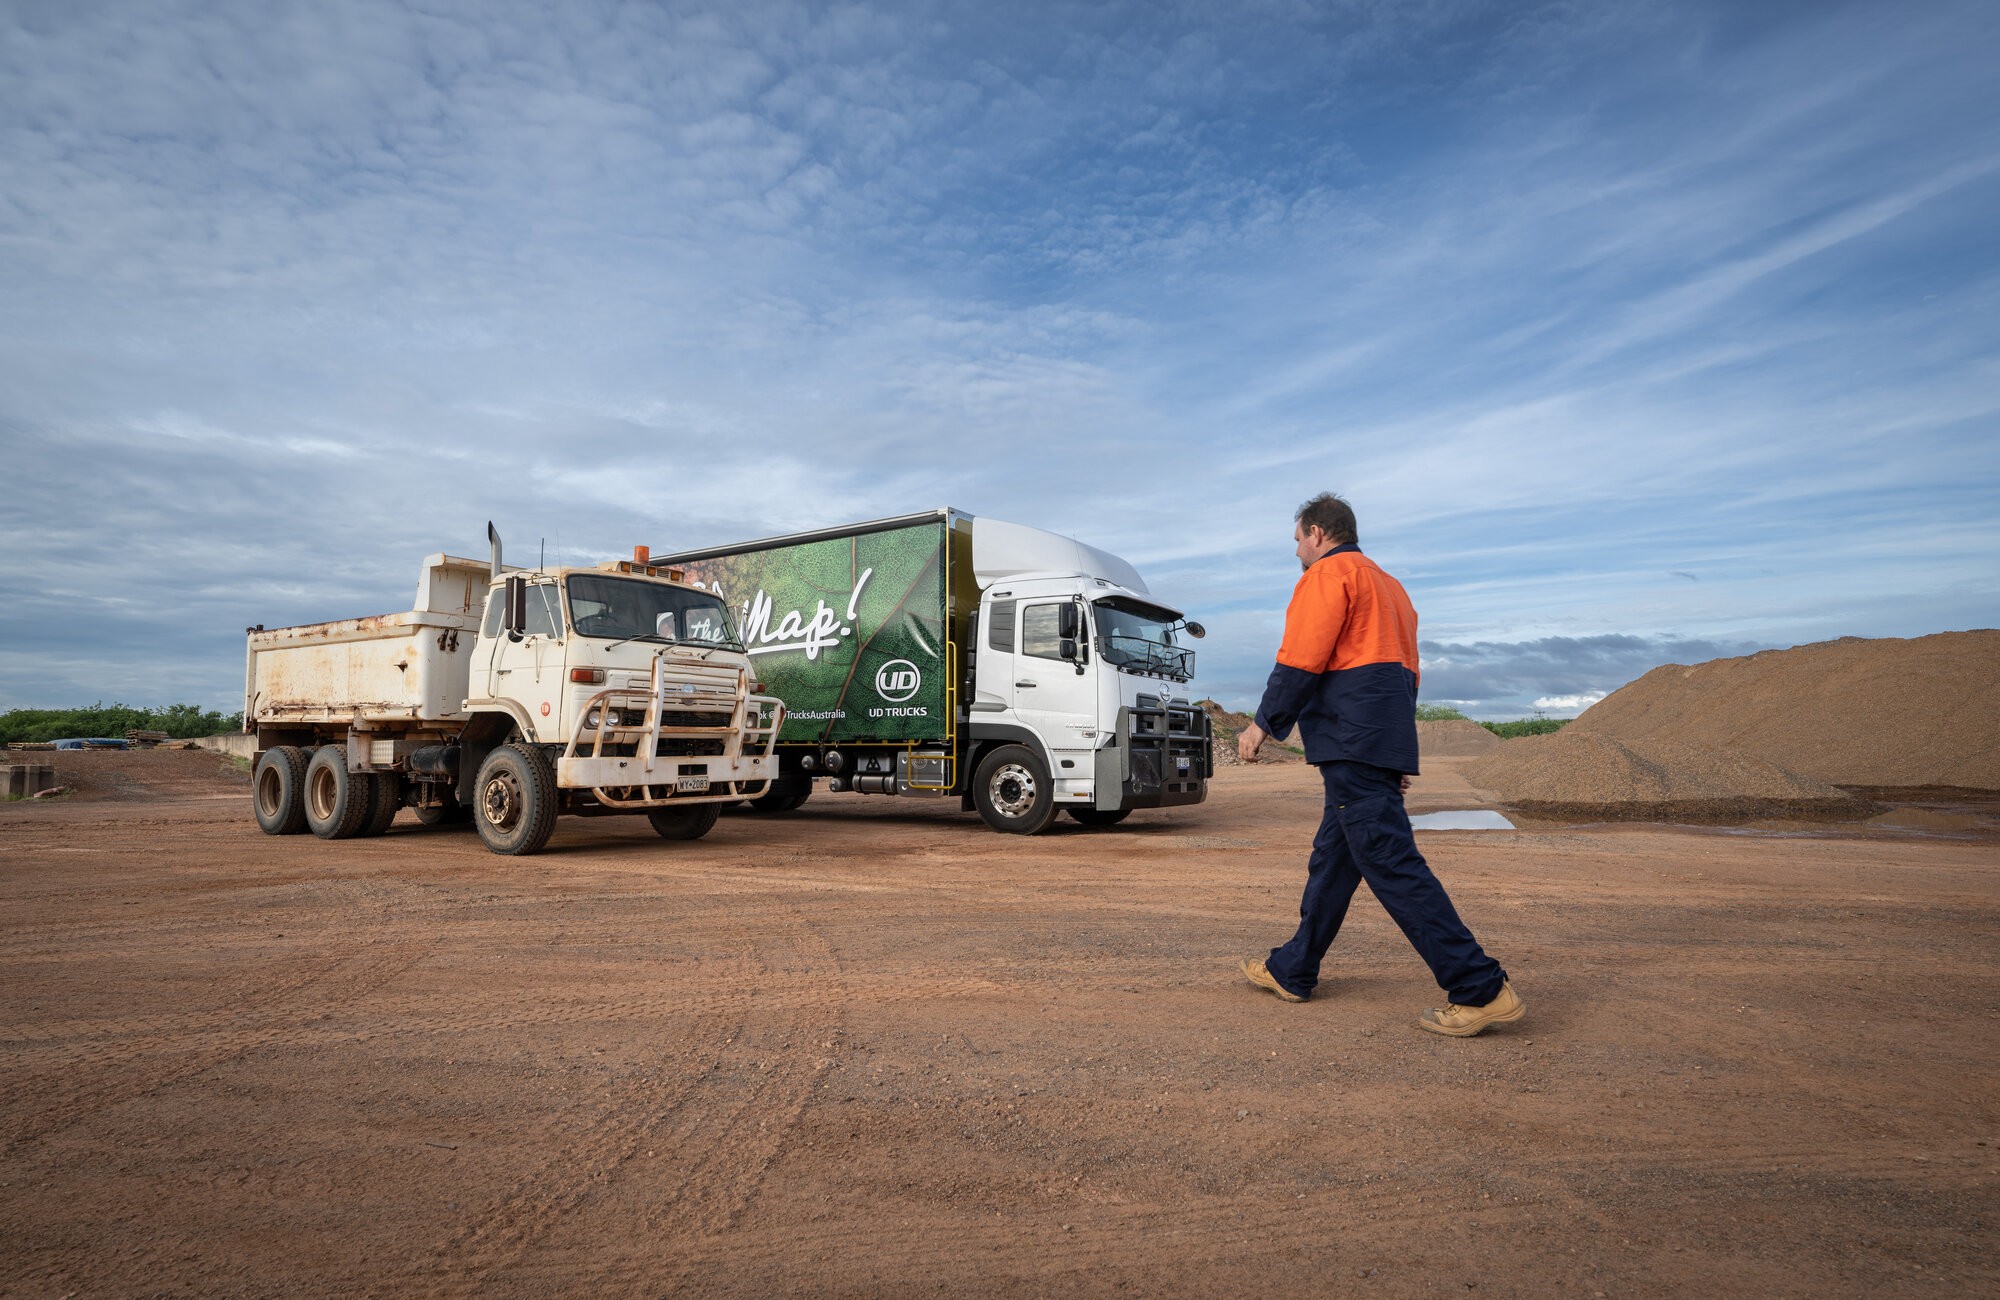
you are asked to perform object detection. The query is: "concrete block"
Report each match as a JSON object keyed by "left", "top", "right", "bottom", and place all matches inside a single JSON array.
[{"left": 2, "top": 764, "right": 57, "bottom": 798}]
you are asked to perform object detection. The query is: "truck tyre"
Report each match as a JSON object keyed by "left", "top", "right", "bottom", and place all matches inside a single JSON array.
[
  {"left": 1067, "top": 807, "right": 1131, "bottom": 828},
  {"left": 473, "top": 743, "right": 558, "bottom": 856},
  {"left": 648, "top": 803, "right": 722, "bottom": 840},
  {"left": 252, "top": 746, "right": 310, "bottom": 836},
  {"left": 358, "top": 773, "right": 403, "bottom": 837},
  {"left": 747, "top": 772, "right": 812, "bottom": 813},
  {"left": 973, "top": 744, "right": 1057, "bottom": 835},
  {"left": 305, "top": 745, "right": 373, "bottom": 840}
]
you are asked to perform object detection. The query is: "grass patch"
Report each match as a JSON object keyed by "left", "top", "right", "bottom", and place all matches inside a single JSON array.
[{"left": 220, "top": 755, "right": 252, "bottom": 774}]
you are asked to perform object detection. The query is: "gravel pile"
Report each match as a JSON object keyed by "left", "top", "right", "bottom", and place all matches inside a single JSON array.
[
  {"left": 1464, "top": 630, "right": 1998, "bottom": 820},
  {"left": 1417, "top": 719, "right": 1501, "bottom": 756},
  {"left": 1568, "top": 630, "right": 2000, "bottom": 790},
  {"left": 1464, "top": 733, "right": 1871, "bottom": 822}
]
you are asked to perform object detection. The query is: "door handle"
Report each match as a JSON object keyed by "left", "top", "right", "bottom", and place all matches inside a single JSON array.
[{"left": 1016, "top": 680, "right": 1037, "bottom": 688}]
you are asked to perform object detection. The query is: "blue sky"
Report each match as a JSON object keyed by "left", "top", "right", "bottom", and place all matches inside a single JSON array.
[{"left": 2, "top": 0, "right": 1995, "bottom": 719}]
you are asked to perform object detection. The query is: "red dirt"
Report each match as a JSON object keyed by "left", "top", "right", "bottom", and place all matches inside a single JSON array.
[{"left": 2, "top": 750, "right": 1996, "bottom": 1296}]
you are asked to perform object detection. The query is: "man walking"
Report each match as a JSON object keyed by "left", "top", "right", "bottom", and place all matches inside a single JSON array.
[{"left": 1237, "top": 493, "right": 1523, "bottom": 1036}]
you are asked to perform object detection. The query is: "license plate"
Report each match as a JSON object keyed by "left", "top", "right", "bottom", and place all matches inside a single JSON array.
[{"left": 675, "top": 776, "right": 710, "bottom": 793}]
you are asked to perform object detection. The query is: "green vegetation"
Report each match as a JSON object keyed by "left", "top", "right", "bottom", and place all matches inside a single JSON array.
[
  {"left": 0, "top": 703, "right": 243, "bottom": 744},
  {"left": 1481, "top": 717, "right": 1571, "bottom": 739},
  {"left": 1416, "top": 702, "right": 1570, "bottom": 736}
]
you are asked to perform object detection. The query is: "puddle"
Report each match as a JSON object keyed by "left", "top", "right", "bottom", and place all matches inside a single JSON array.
[{"left": 1409, "top": 810, "right": 1515, "bottom": 831}]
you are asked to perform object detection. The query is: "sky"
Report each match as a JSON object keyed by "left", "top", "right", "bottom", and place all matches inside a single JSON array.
[{"left": 2, "top": 0, "right": 1995, "bottom": 720}]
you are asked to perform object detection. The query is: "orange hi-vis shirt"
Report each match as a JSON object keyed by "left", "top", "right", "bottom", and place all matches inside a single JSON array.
[
  {"left": 1254, "top": 544, "right": 1424, "bottom": 772},
  {"left": 1275, "top": 549, "right": 1421, "bottom": 685}
]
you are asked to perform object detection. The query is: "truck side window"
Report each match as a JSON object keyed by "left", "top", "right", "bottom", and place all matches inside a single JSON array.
[
  {"left": 1020, "top": 603, "right": 1065, "bottom": 661},
  {"left": 524, "top": 583, "right": 561, "bottom": 639},
  {"left": 987, "top": 600, "right": 1016, "bottom": 653},
  {"left": 481, "top": 591, "right": 503, "bottom": 639}
]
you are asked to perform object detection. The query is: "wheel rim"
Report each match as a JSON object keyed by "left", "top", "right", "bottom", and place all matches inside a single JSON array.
[
  {"left": 306, "top": 764, "right": 337, "bottom": 822},
  {"left": 987, "top": 762, "right": 1038, "bottom": 818},
  {"left": 481, "top": 768, "right": 523, "bottom": 831},
  {"left": 256, "top": 765, "right": 284, "bottom": 818}
]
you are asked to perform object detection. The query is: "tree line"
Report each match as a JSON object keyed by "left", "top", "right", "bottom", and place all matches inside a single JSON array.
[{"left": 0, "top": 703, "right": 244, "bottom": 744}]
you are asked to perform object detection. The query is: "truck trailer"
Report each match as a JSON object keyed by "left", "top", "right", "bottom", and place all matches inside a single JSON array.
[
  {"left": 655, "top": 509, "right": 1212, "bottom": 834},
  {"left": 244, "top": 527, "right": 783, "bottom": 855}
]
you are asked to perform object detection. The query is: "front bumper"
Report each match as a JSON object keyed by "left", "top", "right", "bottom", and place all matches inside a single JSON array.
[
  {"left": 557, "top": 657, "right": 785, "bottom": 808},
  {"left": 1093, "top": 697, "right": 1212, "bottom": 812}
]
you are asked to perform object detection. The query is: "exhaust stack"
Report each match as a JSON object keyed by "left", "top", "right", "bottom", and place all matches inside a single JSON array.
[{"left": 487, "top": 521, "right": 503, "bottom": 577}]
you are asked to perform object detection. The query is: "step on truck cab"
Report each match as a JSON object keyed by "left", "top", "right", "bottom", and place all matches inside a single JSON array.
[
  {"left": 656, "top": 509, "right": 1212, "bottom": 834},
  {"left": 244, "top": 526, "right": 783, "bottom": 855}
]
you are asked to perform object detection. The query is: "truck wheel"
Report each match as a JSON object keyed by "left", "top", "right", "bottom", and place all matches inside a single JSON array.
[
  {"left": 648, "top": 803, "right": 722, "bottom": 841},
  {"left": 973, "top": 744, "right": 1057, "bottom": 835},
  {"left": 747, "top": 772, "right": 811, "bottom": 813},
  {"left": 358, "top": 773, "right": 403, "bottom": 837},
  {"left": 1067, "top": 807, "right": 1131, "bottom": 828},
  {"left": 474, "top": 743, "right": 558, "bottom": 856},
  {"left": 252, "top": 746, "right": 310, "bottom": 836},
  {"left": 305, "top": 745, "right": 373, "bottom": 840}
]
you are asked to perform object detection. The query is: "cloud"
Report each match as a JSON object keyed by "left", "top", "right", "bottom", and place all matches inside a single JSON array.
[
  {"left": 0, "top": 0, "right": 1996, "bottom": 717},
  {"left": 1415, "top": 634, "right": 1772, "bottom": 720}
]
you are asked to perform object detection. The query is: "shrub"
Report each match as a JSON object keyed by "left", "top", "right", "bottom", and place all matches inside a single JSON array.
[
  {"left": 1481, "top": 717, "right": 1571, "bottom": 739},
  {"left": 1416, "top": 704, "right": 1471, "bottom": 721},
  {"left": 0, "top": 703, "right": 244, "bottom": 744}
]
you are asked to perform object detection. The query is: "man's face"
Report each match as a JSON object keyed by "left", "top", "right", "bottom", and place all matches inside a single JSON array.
[{"left": 1294, "top": 522, "right": 1329, "bottom": 572}]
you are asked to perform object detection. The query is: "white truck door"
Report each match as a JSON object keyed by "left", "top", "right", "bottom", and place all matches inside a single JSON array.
[
  {"left": 1011, "top": 598, "right": 1097, "bottom": 775},
  {"left": 487, "top": 579, "right": 563, "bottom": 738}
]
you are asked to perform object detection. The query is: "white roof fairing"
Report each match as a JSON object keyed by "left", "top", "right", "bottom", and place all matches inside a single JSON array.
[{"left": 970, "top": 518, "right": 1149, "bottom": 595}]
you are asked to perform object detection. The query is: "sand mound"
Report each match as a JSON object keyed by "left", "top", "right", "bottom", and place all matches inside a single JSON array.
[
  {"left": 1569, "top": 630, "right": 2000, "bottom": 791},
  {"left": 5, "top": 748, "right": 250, "bottom": 804},
  {"left": 1464, "top": 733, "right": 1871, "bottom": 822},
  {"left": 1418, "top": 719, "right": 1501, "bottom": 757}
]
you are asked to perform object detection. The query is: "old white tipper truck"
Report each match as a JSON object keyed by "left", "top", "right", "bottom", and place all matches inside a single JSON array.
[
  {"left": 244, "top": 526, "right": 783, "bottom": 855},
  {"left": 656, "top": 509, "right": 1213, "bottom": 835}
]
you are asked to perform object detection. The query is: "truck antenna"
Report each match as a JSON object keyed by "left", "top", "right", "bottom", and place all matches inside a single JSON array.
[{"left": 540, "top": 538, "right": 546, "bottom": 571}]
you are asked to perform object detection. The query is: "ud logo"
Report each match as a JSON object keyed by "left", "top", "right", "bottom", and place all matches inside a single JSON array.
[{"left": 874, "top": 659, "right": 921, "bottom": 703}]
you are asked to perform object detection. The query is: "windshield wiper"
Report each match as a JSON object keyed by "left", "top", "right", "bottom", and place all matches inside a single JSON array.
[{"left": 601, "top": 632, "right": 676, "bottom": 651}]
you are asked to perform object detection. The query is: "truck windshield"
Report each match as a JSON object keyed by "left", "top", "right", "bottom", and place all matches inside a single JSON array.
[
  {"left": 565, "top": 575, "right": 743, "bottom": 650},
  {"left": 1094, "top": 597, "right": 1194, "bottom": 680}
]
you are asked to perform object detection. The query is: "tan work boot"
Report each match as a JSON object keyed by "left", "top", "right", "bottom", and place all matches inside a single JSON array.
[
  {"left": 1240, "top": 957, "right": 1305, "bottom": 1003},
  {"left": 1418, "top": 980, "right": 1524, "bottom": 1036}
]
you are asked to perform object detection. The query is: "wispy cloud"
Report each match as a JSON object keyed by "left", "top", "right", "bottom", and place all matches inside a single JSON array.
[{"left": 1, "top": 0, "right": 1995, "bottom": 716}]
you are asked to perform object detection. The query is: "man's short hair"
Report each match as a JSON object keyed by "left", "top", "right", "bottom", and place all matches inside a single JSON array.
[{"left": 1296, "top": 493, "right": 1358, "bottom": 546}]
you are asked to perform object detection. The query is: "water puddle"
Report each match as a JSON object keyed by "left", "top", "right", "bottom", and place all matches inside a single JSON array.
[{"left": 1409, "top": 810, "right": 1515, "bottom": 831}]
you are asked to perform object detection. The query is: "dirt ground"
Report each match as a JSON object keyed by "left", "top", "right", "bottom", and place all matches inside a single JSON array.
[{"left": 3, "top": 749, "right": 1996, "bottom": 1297}]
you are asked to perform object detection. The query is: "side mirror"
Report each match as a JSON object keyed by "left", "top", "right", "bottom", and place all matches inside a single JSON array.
[
  {"left": 1059, "top": 637, "right": 1079, "bottom": 661},
  {"left": 504, "top": 575, "right": 526, "bottom": 640},
  {"left": 1185, "top": 621, "right": 1206, "bottom": 639}
]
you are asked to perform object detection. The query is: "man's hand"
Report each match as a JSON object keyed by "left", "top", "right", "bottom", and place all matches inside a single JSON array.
[{"left": 1238, "top": 722, "right": 1267, "bottom": 764}]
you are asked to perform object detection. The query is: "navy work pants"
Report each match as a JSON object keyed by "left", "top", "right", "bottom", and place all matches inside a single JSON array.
[{"left": 1265, "top": 761, "right": 1506, "bottom": 1005}]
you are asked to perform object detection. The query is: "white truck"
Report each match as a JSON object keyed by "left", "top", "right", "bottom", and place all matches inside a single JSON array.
[
  {"left": 244, "top": 527, "right": 783, "bottom": 855},
  {"left": 655, "top": 509, "right": 1213, "bottom": 834}
]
